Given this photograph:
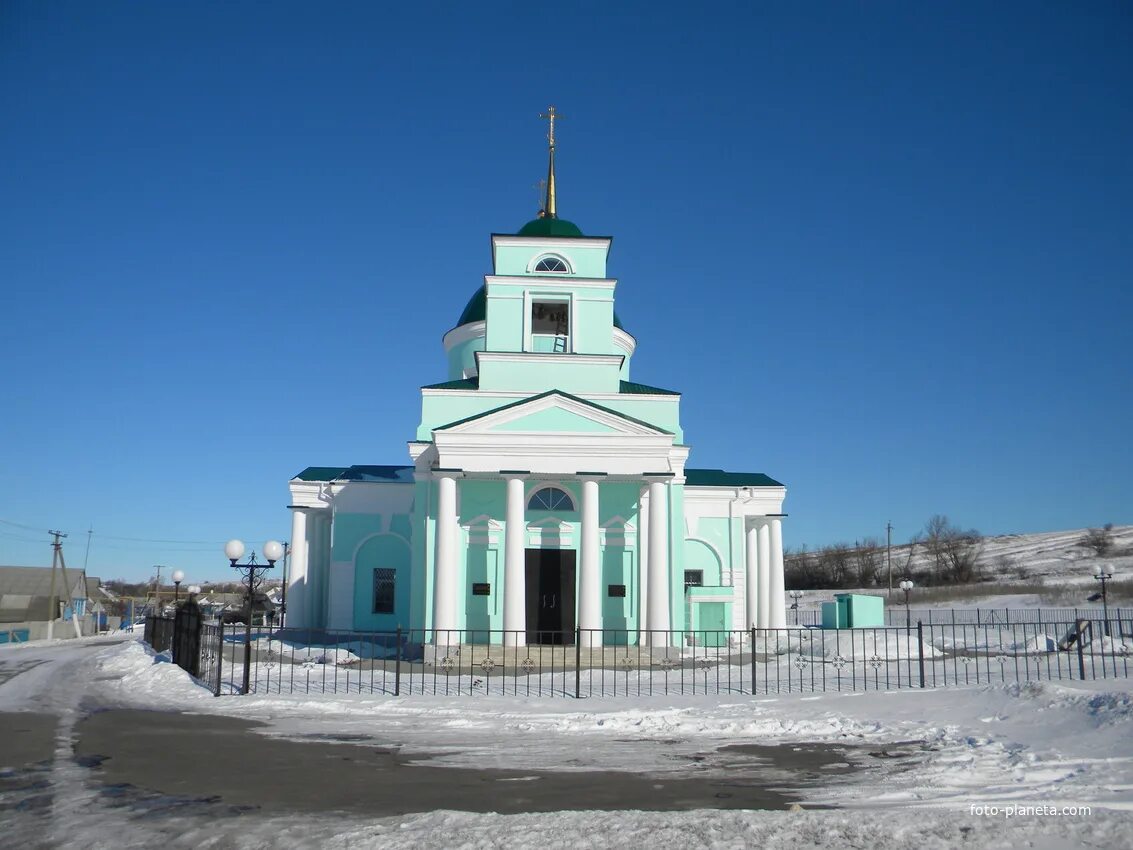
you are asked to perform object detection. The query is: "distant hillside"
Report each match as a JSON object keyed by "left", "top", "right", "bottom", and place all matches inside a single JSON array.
[
  {"left": 891, "top": 525, "right": 1133, "bottom": 585},
  {"left": 787, "top": 524, "right": 1133, "bottom": 596}
]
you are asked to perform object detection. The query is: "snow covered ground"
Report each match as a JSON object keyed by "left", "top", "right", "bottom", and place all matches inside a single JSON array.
[{"left": 2, "top": 635, "right": 1133, "bottom": 848}]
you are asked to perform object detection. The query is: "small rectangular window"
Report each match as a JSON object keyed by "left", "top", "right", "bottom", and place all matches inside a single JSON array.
[
  {"left": 683, "top": 570, "right": 704, "bottom": 590},
  {"left": 531, "top": 300, "right": 569, "bottom": 335},
  {"left": 472, "top": 583, "right": 491, "bottom": 596},
  {"left": 608, "top": 584, "right": 626, "bottom": 597},
  {"left": 373, "top": 568, "right": 395, "bottom": 614}
]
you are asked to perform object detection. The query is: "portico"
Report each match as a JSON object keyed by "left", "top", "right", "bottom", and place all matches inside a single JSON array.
[{"left": 284, "top": 111, "right": 789, "bottom": 648}]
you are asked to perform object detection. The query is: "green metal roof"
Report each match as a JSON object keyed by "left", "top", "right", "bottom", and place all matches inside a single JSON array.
[
  {"left": 422, "top": 377, "right": 479, "bottom": 390},
  {"left": 517, "top": 217, "right": 584, "bottom": 237},
  {"left": 683, "top": 469, "right": 784, "bottom": 488},
  {"left": 422, "top": 377, "right": 673, "bottom": 396},
  {"left": 293, "top": 465, "right": 413, "bottom": 482},
  {"left": 619, "top": 380, "right": 679, "bottom": 396},
  {"left": 457, "top": 284, "right": 625, "bottom": 331}
]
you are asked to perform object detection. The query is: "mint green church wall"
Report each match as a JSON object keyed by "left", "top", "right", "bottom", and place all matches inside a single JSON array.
[
  {"left": 493, "top": 245, "right": 608, "bottom": 278},
  {"left": 417, "top": 393, "right": 682, "bottom": 441},
  {"left": 573, "top": 298, "right": 615, "bottom": 354},
  {"left": 687, "top": 518, "right": 731, "bottom": 587},
  {"left": 352, "top": 533, "right": 412, "bottom": 631},
  {"left": 484, "top": 288, "right": 525, "bottom": 351},
  {"left": 477, "top": 357, "right": 621, "bottom": 394},
  {"left": 333, "top": 511, "right": 417, "bottom": 631}
]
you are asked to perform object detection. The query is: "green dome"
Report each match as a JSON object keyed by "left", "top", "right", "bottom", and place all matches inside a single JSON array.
[
  {"left": 457, "top": 285, "right": 625, "bottom": 331},
  {"left": 517, "top": 217, "right": 584, "bottom": 238}
]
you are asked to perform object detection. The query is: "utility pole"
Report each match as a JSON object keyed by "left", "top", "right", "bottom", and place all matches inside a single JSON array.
[
  {"left": 82, "top": 525, "right": 93, "bottom": 572},
  {"left": 886, "top": 521, "right": 893, "bottom": 600},
  {"left": 46, "top": 530, "right": 81, "bottom": 639}
]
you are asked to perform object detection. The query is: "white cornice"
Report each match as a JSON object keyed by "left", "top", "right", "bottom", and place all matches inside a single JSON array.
[
  {"left": 442, "top": 320, "right": 486, "bottom": 352},
  {"left": 475, "top": 351, "right": 624, "bottom": 369},
  {"left": 612, "top": 327, "right": 637, "bottom": 357},
  {"left": 485, "top": 275, "right": 616, "bottom": 291},
  {"left": 420, "top": 388, "right": 679, "bottom": 401}
]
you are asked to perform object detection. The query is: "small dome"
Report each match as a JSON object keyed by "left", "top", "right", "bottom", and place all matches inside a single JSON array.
[
  {"left": 517, "top": 217, "right": 584, "bottom": 238},
  {"left": 456, "top": 285, "right": 625, "bottom": 330}
]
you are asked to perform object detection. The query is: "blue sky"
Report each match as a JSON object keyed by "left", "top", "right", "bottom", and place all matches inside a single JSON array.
[{"left": 1, "top": 2, "right": 1130, "bottom": 583}]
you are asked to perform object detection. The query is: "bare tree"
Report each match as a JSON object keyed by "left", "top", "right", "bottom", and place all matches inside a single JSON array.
[
  {"left": 1081, "top": 524, "right": 1114, "bottom": 557},
  {"left": 922, "top": 515, "right": 983, "bottom": 583},
  {"left": 850, "top": 537, "right": 883, "bottom": 586}
]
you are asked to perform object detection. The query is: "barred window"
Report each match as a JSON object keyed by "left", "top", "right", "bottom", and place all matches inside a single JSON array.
[
  {"left": 373, "top": 568, "right": 395, "bottom": 614},
  {"left": 683, "top": 570, "right": 704, "bottom": 590}
]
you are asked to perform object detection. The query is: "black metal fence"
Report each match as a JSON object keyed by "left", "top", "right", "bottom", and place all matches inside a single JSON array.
[
  {"left": 792, "top": 607, "right": 1133, "bottom": 628},
  {"left": 142, "top": 615, "right": 174, "bottom": 654},
  {"left": 155, "top": 618, "right": 1129, "bottom": 698}
]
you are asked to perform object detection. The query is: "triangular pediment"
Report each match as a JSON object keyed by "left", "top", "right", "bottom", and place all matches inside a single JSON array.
[{"left": 436, "top": 391, "right": 671, "bottom": 437}]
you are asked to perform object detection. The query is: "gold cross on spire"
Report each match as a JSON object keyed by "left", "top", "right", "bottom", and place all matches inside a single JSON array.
[
  {"left": 537, "top": 105, "right": 561, "bottom": 218},
  {"left": 539, "top": 105, "right": 561, "bottom": 148}
]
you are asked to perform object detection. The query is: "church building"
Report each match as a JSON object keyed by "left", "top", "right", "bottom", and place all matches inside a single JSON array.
[{"left": 285, "top": 109, "right": 788, "bottom": 647}]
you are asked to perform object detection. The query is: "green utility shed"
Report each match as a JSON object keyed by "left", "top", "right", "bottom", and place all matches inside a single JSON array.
[{"left": 821, "top": 593, "right": 885, "bottom": 628}]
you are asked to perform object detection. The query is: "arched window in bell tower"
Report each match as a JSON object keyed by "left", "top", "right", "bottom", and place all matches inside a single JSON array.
[{"left": 534, "top": 255, "right": 569, "bottom": 273}]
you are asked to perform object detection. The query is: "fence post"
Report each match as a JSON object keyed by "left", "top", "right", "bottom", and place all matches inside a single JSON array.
[
  {"left": 1077, "top": 622, "right": 1088, "bottom": 681},
  {"left": 215, "top": 622, "right": 224, "bottom": 696},
  {"left": 575, "top": 628, "right": 582, "bottom": 699},
  {"left": 750, "top": 627, "right": 757, "bottom": 695},
  {"left": 395, "top": 626, "right": 402, "bottom": 697},
  {"left": 917, "top": 621, "right": 926, "bottom": 688}
]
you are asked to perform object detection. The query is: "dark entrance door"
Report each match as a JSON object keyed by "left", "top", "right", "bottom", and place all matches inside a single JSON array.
[{"left": 525, "top": 549, "right": 576, "bottom": 645}]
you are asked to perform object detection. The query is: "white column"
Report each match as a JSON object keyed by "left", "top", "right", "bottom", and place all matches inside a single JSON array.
[
  {"left": 745, "top": 521, "right": 760, "bottom": 629},
  {"left": 579, "top": 478, "right": 602, "bottom": 648},
  {"left": 647, "top": 480, "right": 670, "bottom": 640},
  {"left": 287, "top": 508, "right": 310, "bottom": 629},
  {"left": 757, "top": 520, "right": 771, "bottom": 628},
  {"left": 432, "top": 474, "right": 459, "bottom": 641},
  {"left": 638, "top": 486, "right": 649, "bottom": 637},
  {"left": 768, "top": 518, "right": 787, "bottom": 628},
  {"left": 503, "top": 476, "right": 526, "bottom": 645}
]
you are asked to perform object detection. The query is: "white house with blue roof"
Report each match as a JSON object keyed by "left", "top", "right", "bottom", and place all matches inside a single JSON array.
[{"left": 286, "top": 111, "right": 787, "bottom": 647}]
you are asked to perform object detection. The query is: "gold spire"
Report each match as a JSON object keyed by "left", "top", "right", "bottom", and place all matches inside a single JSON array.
[{"left": 537, "top": 105, "right": 561, "bottom": 219}]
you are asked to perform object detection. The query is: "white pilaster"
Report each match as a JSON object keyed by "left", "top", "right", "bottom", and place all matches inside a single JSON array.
[
  {"left": 638, "top": 486, "right": 649, "bottom": 636},
  {"left": 768, "top": 517, "right": 786, "bottom": 628},
  {"left": 745, "top": 521, "right": 760, "bottom": 629},
  {"left": 579, "top": 477, "right": 602, "bottom": 648},
  {"left": 287, "top": 508, "right": 310, "bottom": 629},
  {"left": 503, "top": 476, "right": 526, "bottom": 645},
  {"left": 432, "top": 474, "right": 459, "bottom": 641},
  {"left": 646, "top": 479, "right": 670, "bottom": 640},
  {"left": 757, "top": 520, "right": 771, "bottom": 628}
]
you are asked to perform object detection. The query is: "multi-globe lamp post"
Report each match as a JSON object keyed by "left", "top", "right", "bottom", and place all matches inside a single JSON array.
[
  {"left": 899, "top": 578, "right": 915, "bottom": 629},
  {"left": 225, "top": 539, "right": 284, "bottom": 695},
  {"left": 788, "top": 590, "right": 804, "bottom": 625}
]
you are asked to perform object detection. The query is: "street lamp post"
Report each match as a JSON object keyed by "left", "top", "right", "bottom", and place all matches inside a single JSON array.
[
  {"left": 226, "top": 539, "right": 284, "bottom": 695},
  {"left": 172, "top": 569, "right": 185, "bottom": 606},
  {"left": 1093, "top": 565, "right": 1114, "bottom": 637},
  {"left": 788, "top": 590, "right": 803, "bottom": 625},
  {"left": 899, "top": 579, "right": 915, "bottom": 630}
]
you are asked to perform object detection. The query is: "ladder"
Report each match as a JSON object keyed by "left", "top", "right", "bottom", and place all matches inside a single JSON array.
[{"left": 553, "top": 313, "right": 568, "bottom": 352}]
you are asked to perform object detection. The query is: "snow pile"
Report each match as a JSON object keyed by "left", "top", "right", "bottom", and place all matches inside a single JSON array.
[{"left": 92, "top": 639, "right": 215, "bottom": 705}]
